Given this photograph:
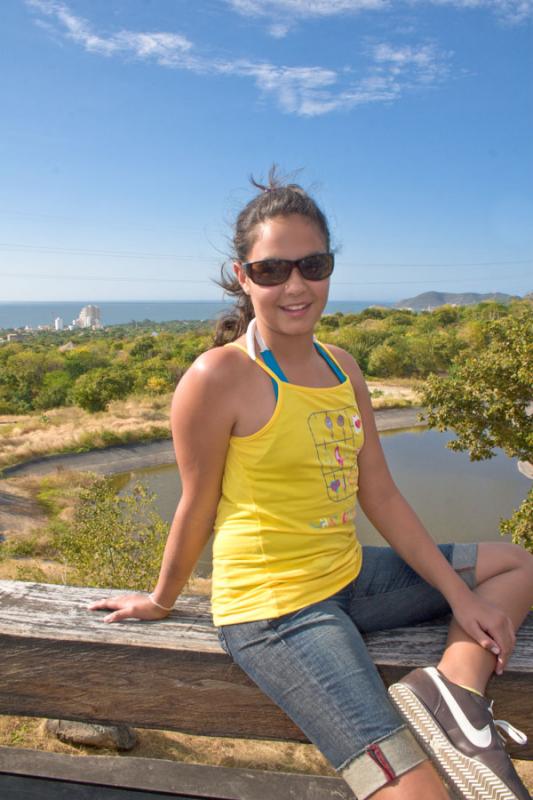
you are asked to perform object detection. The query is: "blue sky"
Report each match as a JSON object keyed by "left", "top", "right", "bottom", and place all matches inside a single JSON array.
[{"left": 1, "top": 0, "right": 532, "bottom": 302}]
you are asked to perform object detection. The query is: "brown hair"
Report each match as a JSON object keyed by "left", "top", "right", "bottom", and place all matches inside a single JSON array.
[{"left": 213, "top": 166, "right": 331, "bottom": 345}]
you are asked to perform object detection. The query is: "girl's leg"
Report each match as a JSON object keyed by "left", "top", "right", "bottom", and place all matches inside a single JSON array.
[
  {"left": 438, "top": 541, "right": 533, "bottom": 693},
  {"left": 218, "top": 591, "right": 448, "bottom": 800},
  {"left": 386, "top": 542, "right": 533, "bottom": 800}
]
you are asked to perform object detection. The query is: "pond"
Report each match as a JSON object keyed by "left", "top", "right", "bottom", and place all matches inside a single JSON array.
[{"left": 120, "top": 428, "right": 529, "bottom": 578}]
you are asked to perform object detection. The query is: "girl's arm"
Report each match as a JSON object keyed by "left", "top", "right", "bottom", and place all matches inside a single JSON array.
[
  {"left": 89, "top": 347, "right": 238, "bottom": 623},
  {"left": 327, "top": 345, "right": 515, "bottom": 672}
]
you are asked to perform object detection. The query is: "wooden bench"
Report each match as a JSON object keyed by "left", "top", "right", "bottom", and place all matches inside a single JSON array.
[{"left": 1, "top": 580, "right": 531, "bottom": 799}]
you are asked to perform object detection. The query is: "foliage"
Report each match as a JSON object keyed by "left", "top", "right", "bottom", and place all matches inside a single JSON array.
[
  {"left": 0, "top": 320, "right": 212, "bottom": 413},
  {"left": 55, "top": 478, "right": 167, "bottom": 589},
  {"left": 33, "top": 370, "right": 72, "bottom": 410},
  {"left": 367, "top": 341, "right": 409, "bottom": 377},
  {"left": 421, "top": 311, "right": 532, "bottom": 462},
  {"left": 64, "top": 347, "right": 110, "bottom": 379},
  {"left": 421, "top": 309, "right": 533, "bottom": 548},
  {"left": 71, "top": 367, "right": 134, "bottom": 412},
  {"left": 500, "top": 488, "right": 533, "bottom": 552}
]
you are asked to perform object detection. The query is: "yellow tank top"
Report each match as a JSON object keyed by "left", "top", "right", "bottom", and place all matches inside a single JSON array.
[{"left": 211, "top": 341, "right": 364, "bottom": 626}]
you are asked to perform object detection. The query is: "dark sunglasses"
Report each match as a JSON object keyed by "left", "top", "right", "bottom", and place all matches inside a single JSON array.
[{"left": 242, "top": 252, "right": 334, "bottom": 286}]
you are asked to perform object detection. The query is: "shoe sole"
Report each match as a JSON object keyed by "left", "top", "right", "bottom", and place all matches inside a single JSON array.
[{"left": 388, "top": 683, "right": 521, "bottom": 800}]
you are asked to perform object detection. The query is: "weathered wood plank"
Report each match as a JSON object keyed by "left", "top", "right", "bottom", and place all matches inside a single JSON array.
[
  {"left": 0, "top": 747, "right": 355, "bottom": 800},
  {"left": 2, "top": 581, "right": 532, "bottom": 669},
  {"left": 1, "top": 581, "right": 531, "bottom": 759}
]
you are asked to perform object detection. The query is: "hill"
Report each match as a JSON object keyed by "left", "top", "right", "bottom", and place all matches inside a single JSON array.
[{"left": 395, "top": 291, "right": 519, "bottom": 310}]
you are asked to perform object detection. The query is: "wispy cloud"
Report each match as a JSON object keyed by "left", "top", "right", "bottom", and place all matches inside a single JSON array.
[
  {"left": 229, "top": 0, "right": 388, "bottom": 34},
  {"left": 229, "top": 0, "right": 389, "bottom": 14},
  {"left": 27, "top": 0, "right": 194, "bottom": 64},
  {"left": 27, "top": 0, "right": 451, "bottom": 116},
  {"left": 417, "top": 0, "right": 533, "bottom": 24},
  {"left": 228, "top": 0, "right": 532, "bottom": 23},
  {"left": 268, "top": 22, "right": 292, "bottom": 38}
]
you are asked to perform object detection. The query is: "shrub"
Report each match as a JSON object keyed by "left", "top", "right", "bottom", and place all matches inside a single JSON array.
[
  {"left": 33, "top": 371, "right": 73, "bottom": 410},
  {"left": 422, "top": 310, "right": 533, "bottom": 549},
  {"left": 72, "top": 368, "right": 134, "bottom": 412},
  {"left": 55, "top": 478, "right": 167, "bottom": 590}
]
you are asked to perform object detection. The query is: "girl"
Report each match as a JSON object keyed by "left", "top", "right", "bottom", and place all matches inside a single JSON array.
[{"left": 90, "top": 172, "right": 533, "bottom": 800}]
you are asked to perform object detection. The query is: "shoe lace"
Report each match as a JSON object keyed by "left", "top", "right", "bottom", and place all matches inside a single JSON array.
[{"left": 489, "top": 702, "right": 528, "bottom": 746}]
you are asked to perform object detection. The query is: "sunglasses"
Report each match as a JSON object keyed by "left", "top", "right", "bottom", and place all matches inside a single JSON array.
[{"left": 242, "top": 252, "right": 334, "bottom": 286}]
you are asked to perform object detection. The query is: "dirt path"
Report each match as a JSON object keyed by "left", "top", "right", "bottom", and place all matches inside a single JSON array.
[
  {"left": 3, "top": 407, "right": 425, "bottom": 478},
  {"left": 0, "top": 488, "right": 45, "bottom": 539}
]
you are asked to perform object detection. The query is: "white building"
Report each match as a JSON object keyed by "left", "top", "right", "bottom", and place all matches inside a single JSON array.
[
  {"left": 54, "top": 317, "right": 64, "bottom": 331},
  {"left": 77, "top": 305, "right": 102, "bottom": 329}
]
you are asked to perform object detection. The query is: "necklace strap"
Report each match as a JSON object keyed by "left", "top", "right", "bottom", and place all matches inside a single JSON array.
[{"left": 245, "top": 318, "right": 259, "bottom": 359}]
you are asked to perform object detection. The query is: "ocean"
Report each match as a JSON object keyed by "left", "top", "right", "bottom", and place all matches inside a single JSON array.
[{"left": 0, "top": 300, "right": 390, "bottom": 331}]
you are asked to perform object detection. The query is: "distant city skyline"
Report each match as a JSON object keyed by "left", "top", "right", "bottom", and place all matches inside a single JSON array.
[{"left": 1, "top": 1, "right": 531, "bottom": 302}]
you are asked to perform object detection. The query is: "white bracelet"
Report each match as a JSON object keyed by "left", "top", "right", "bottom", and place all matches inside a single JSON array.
[{"left": 148, "top": 593, "right": 174, "bottom": 611}]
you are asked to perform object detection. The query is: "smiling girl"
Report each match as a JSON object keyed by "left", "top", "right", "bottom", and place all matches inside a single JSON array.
[{"left": 90, "top": 170, "right": 532, "bottom": 800}]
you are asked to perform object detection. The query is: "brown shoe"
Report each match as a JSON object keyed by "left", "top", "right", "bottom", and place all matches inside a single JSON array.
[{"left": 388, "top": 667, "right": 530, "bottom": 799}]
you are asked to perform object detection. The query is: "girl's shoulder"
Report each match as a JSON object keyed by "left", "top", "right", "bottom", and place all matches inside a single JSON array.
[{"left": 177, "top": 339, "right": 258, "bottom": 396}]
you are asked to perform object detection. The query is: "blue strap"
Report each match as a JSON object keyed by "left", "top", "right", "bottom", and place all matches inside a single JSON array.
[
  {"left": 259, "top": 350, "right": 286, "bottom": 401},
  {"left": 259, "top": 341, "right": 345, "bottom": 396},
  {"left": 261, "top": 350, "right": 289, "bottom": 383},
  {"left": 313, "top": 342, "right": 346, "bottom": 383}
]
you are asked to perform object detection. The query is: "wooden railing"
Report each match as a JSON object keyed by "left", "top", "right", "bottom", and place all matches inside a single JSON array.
[{"left": 1, "top": 580, "right": 532, "bottom": 798}]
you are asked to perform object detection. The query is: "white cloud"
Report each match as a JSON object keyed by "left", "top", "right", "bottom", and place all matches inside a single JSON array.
[
  {"left": 419, "top": 0, "right": 533, "bottom": 23},
  {"left": 228, "top": 0, "right": 532, "bottom": 22},
  {"left": 229, "top": 0, "right": 389, "bottom": 14},
  {"left": 268, "top": 22, "right": 292, "bottom": 37},
  {"left": 26, "top": 0, "right": 194, "bottom": 63},
  {"left": 27, "top": 1, "right": 452, "bottom": 117},
  {"left": 219, "top": 43, "right": 450, "bottom": 115},
  {"left": 236, "top": 62, "right": 339, "bottom": 114}
]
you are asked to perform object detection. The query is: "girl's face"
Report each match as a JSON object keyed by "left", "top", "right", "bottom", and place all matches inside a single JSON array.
[{"left": 234, "top": 214, "right": 330, "bottom": 339}]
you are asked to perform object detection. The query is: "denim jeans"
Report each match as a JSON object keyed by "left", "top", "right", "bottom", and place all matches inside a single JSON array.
[{"left": 217, "top": 542, "right": 478, "bottom": 799}]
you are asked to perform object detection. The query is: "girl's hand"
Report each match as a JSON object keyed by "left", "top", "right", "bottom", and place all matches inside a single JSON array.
[
  {"left": 88, "top": 593, "right": 171, "bottom": 623},
  {"left": 450, "top": 593, "right": 516, "bottom": 675}
]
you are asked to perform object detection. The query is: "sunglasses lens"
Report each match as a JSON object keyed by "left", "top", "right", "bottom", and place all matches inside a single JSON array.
[
  {"left": 248, "top": 260, "right": 291, "bottom": 285},
  {"left": 299, "top": 254, "right": 334, "bottom": 280}
]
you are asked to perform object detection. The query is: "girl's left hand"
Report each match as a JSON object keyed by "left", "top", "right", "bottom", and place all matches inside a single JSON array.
[{"left": 449, "top": 593, "right": 516, "bottom": 675}]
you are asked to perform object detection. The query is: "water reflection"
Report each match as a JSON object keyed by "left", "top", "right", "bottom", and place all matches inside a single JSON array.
[{"left": 121, "top": 428, "right": 529, "bottom": 578}]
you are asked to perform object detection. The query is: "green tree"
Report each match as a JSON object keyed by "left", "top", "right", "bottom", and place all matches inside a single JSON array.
[
  {"left": 129, "top": 336, "right": 156, "bottom": 359},
  {"left": 64, "top": 347, "right": 110, "bottom": 379},
  {"left": 0, "top": 350, "right": 65, "bottom": 412},
  {"left": 421, "top": 310, "right": 533, "bottom": 550},
  {"left": 322, "top": 325, "right": 388, "bottom": 373},
  {"left": 72, "top": 367, "right": 134, "bottom": 412},
  {"left": 55, "top": 478, "right": 167, "bottom": 589},
  {"left": 367, "top": 339, "right": 411, "bottom": 377},
  {"left": 34, "top": 370, "right": 73, "bottom": 410}
]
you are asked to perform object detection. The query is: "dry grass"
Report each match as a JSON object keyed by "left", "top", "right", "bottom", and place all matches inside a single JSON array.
[
  {"left": 367, "top": 378, "right": 422, "bottom": 409},
  {"left": 1, "top": 716, "right": 531, "bottom": 792},
  {"left": 0, "top": 394, "right": 172, "bottom": 471},
  {"left": 0, "top": 715, "right": 332, "bottom": 774}
]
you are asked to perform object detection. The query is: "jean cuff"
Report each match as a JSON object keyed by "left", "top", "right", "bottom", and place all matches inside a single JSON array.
[{"left": 340, "top": 726, "right": 427, "bottom": 800}]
